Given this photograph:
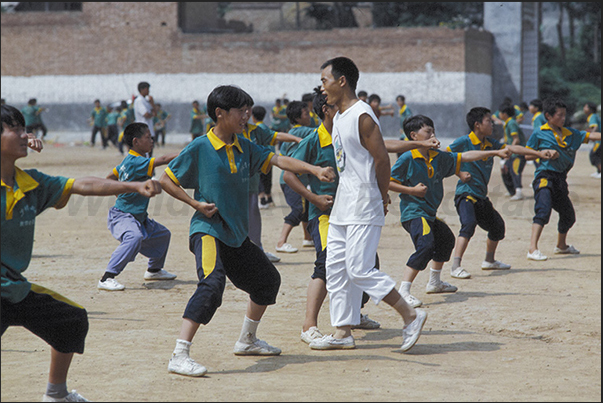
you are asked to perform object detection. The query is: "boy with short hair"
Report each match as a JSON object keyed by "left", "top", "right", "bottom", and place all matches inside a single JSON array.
[
  {"left": 396, "top": 94, "right": 412, "bottom": 141},
  {"left": 242, "top": 98, "right": 301, "bottom": 263},
  {"left": 275, "top": 100, "right": 316, "bottom": 254},
  {"left": 98, "top": 122, "right": 179, "bottom": 291},
  {"left": 105, "top": 104, "right": 120, "bottom": 149},
  {"left": 446, "top": 107, "right": 558, "bottom": 280},
  {"left": 153, "top": 103, "right": 171, "bottom": 146},
  {"left": 189, "top": 100, "right": 206, "bottom": 141},
  {"left": 526, "top": 98, "right": 601, "bottom": 261},
  {"left": 390, "top": 115, "right": 511, "bottom": 307},
  {"left": 1, "top": 104, "right": 161, "bottom": 402},
  {"left": 88, "top": 99, "right": 107, "bottom": 147},
  {"left": 159, "top": 85, "right": 335, "bottom": 377},
  {"left": 251, "top": 105, "right": 276, "bottom": 209},
  {"left": 499, "top": 103, "right": 528, "bottom": 201}
]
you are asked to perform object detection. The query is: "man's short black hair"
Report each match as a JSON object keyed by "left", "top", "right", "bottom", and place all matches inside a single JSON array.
[
  {"left": 499, "top": 103, "right": 516, "bottom": 118},
  {"left": 403, "top": 115, "right": 434, "bottom": 138},
  {"left": 321, "top": 56, "right": 359, "bottom": 92},
  {"left": 27, "top": 98, "right": 37, "bottom": 105},
  {"left": 138, "top": 81, "right": 150, "bottom": 92},
  {"left": 206, "top": 85, "right": 252, "bottom": 123},
  {"left": 123, "top": 122, "right": 149, "bottom": 148},
  {"left": 312, "top": 86, "right": 328, "bottom": 121},
  {"left": 368, "top": 94, "right": 381, "bottom": 104},
  {"left": 585, "top": 102, "right": 598, "bottom": 114}
]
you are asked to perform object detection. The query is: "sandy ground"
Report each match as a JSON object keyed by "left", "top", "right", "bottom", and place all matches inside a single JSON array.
[{"left": 1, "top": 140, "right": 601, "bottom": 402}]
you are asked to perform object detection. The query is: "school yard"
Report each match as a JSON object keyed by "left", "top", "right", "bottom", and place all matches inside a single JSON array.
[{"left": 1, "top": 140, "right": 600, "bottom": 402}]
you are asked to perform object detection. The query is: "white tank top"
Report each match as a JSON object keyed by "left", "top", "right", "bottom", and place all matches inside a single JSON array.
[{"left": 330, "top": 100, "right": 385, "bottom": 226}]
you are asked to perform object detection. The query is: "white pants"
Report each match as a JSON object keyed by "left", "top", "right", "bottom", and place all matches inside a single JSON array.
[{"left": 326, "top": 223, "right": 396, "bottom": 327}]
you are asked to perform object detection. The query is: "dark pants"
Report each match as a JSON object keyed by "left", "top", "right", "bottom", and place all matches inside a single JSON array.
[
  {"left": 184, "top": 234, "right": 281, "bottom": 325},
  {"left": 154, "top": 128, "right": 166, "bottom": 146},
  {"left": 26, "top": 123, "right": 48, "bottom": 138},
  {"left": 107, "top": 124, "right": 119, "bottom": 148},
  {"left": 454, "top": 194, "right": 505, "bottom": 242},
  {"left": 281, "top": 183, "right": 308, "bottom": 227},
  {"left": 501, "top": 155, "right": 526, "bottom": 194},
  {"left": 90, "top": 125, "right": 107, "bottom": 147},
  {"left": 402, "top": 217, "right": 455, "bottom": 271},
  {"left": 532, "top": 171, "right": 576, "bottom": 234},
  {"left": 259, "top": 168, "right": 273, "bottom": 195},
  {"left": 1, "top": 285, "right": 88, "bottom": 354},
  {"left": 590, "top": 145, "right": 601, "bottom": 172}
]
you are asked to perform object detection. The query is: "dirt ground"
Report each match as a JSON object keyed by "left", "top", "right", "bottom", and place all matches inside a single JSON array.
[{"left": 1, "top": 140, "right": 601, "bottom": 402}]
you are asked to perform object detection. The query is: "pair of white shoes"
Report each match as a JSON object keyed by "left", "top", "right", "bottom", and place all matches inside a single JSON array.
[
  {"left": 275, "top": 240, "right": 314, "bottom": 254},
  {"left": 168, "top": 338, "right": 281, "bottom": 377},
  {"left": 97, "top": 269, "right": 177, "bottom": 291},
  {"left": 527, "top": 245, "right": 580, "bottom": 261},
  {"left": 450, "top": 260, "right": 512, "bottom": 279}
]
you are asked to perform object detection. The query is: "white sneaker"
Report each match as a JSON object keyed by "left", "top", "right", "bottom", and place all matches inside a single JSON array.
[
  {"left": 510, "top": 193, "right": 525, "bottom": 201},
  {"left": 351, "top": 314, "right": 381, "bottom": 330},
  {"left": 450, "top": 267, "right": 471, "bottom": 279},
  {"left": 481, "top": 260, "right": 511, "bottom": 270},
  {"left": 402, "top": 293, "right": 422, "bottom": 308},
  {"left": 302, "top": 239, "right": 315, "bottom": 247},
  {"left": 590, "top": 172, "right": 601, "bottom": 178},
  {"left": 400, "top": 308, "right": 427, "bottom": 353},
  {"left": 527, "top": 249, "right": 548, "bottom": 261},
  {"left": 97, "top": 277, "right": 125, "bottom": 291},
  {"left": 309, "top": 334, "right": 355, "bottom": 350},
  {"left": 554, "top": 245, "right": 580, "bottom": 255},
  {"left": 42, "top": 390, "right": 89, "bottom": 402},
  {"left": 144, "top": 269, "right": 177, "bottom": 280},
  {"left": 275, "top": 243, "right": 298, "bottom": 253},
  {"left": 168, "top": 354, "right": 207, "bottom": 377},
  {"left": 425, "top": 281, "right": 458, "bottom": 294},
  {"left": 300, "top": 327, "right": 323, "bottom": 344},
  {"left": 265, "top": 251, "right": 281, "bottom": 263},
  {"left": 234, "top": 338, "right": 281, "bottom": 355}
]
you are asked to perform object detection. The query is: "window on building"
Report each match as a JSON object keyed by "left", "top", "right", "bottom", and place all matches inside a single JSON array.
[
  {"left": 178, "top": 2, "right": 252, "bottom": 33},
  {"left": 6, "top": 2, "right": 82, "bottom": 12}
]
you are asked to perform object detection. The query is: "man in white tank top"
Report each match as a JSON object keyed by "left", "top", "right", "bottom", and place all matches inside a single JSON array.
[{"left": 309, "top": 57, "right": 427, "bottom": 352}]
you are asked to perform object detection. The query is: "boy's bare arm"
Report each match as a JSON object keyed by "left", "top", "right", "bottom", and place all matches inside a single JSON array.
[
  {"left": 384, "top": 138, "right": 440, "bottom": 153},
  {"left": 283, "top": 170, "right": 333, "bottom": 211},
  {"left": 154, "top": 152, "right": 180, "bottom": 167},
  {"left": 158, "top": 172, "right": 218, "bottom": 218},
  {"left": 270, "top": 154, "right": 335, "bottom": 183},
  {"left": 71, "top": 177, "right": 161, "bottom": 198}
]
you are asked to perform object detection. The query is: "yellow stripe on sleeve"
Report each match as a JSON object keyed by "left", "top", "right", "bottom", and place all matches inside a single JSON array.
[
  {"left": 455, "top": 153, "right": 462, "bottom": 175},
  {"left": 164, "top": 167, "right": 181, "bottom": 187},
  {"left": 583, "top": 131, "right": 591, "bottom": 144},
  {"left": 261, "top": 152, "right": 275, "bottom": 174},
  {"left": 55, "top": 178, "right": 75, "bottom": 210},
  {"left": 147, "top": 158, "right": 156, "bottom": 177},
  {"left": 270, "top": 133, "right": 278, "bottom": 146}
]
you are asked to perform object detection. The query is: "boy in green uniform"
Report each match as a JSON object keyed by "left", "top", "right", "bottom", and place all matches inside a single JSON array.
[
  {"left": 189, "top": 100, "right": 207, "bottom": 141},
  {"left": 88, "top": 99, "right": 108, "bottom": 148},
  {"left": 389, "top": 115, "right": 511, "bottom": 307},
  {"left": 275, "top": 101, "right": 316, "bottom": 254},
  {"left": 525, "top": 98, "right": 601, "bottom": 261},
  {"left": 21, "top": 98, "right": 48, "bottom": 139},
  {"left": 105, "top": 105, "right": 120, "bottom": 149},
  {"left": 1, "top": 104, "right": 161, "bottom": 402},
  {"left": 270, "top": 98, "right": 290, "bottom": 132},
  {"left": 159, "top": 85, "right": 335, "bottom": 377},
  {"left": 446, "top": 107, "right": 558, "bottom": 279},
  {"left": 242, "top": 101, "right": 301, "bottom": 263},
  {"left": 153, "top": 103, "right": 171, "bottom": 146},
  {"left": 117, "top": 100, "right": 135, "bottom": 155},
  {"left": 396, "top": 95, "right": 412, "bottom": 141},
  {"left": 98, "top": 122, "right": 180, "bottom": 291},
  {"left": 251, "top": 106, "right": 277, "bottom": 209},
  {"left": 499, "top": 103, "right": 528, "bottom": 200}
]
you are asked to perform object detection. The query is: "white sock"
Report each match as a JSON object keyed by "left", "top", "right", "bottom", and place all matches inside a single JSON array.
[
  {"left": 238, "top": 316, "right": 260, "bottom": 344},
  {"left": 515, "top": 188, "right": 523, "bottom": 196},
  {"left": 173, "top": 339, "right": 192, "bottom": 357},
  {"left": 399, "top": 281, "right": 412, "bottom": 296},
  {"left": 429, "top": 268, "right": 441, "bottom": 286}
]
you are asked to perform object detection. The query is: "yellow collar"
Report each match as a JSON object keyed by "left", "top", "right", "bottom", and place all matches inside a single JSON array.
[
  {"left": 468, "top": 131, "right": 492, "bottom": 149},
  {"left": 128, "top": 149, "right": 144, "bottom": 157},
  {"left": 292, "top": 124, "right": 302, "bottom": 129},
  {"left": 207, "top": 128, "right": 243, "bottom": 153},
  {"left": 242, "top": 123, "right": 258, "bottom": 140},
  {"left": 399, "top": 104, "right": 407, "bottom": 115},
  {"left": 411, "top": 148, "right": 438, "bottom": 161},
  {"left": 2, "top": 167, "right": 39, "bottom": 220},
  {"left": 317, "top": 123, "right": 332, "bottom": 148},
  {"left": 532, "top": 111, "right": 542, "bottom": 122},
  {"left": 541, "top": 122, "right": 572, "bottom": 148}
]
